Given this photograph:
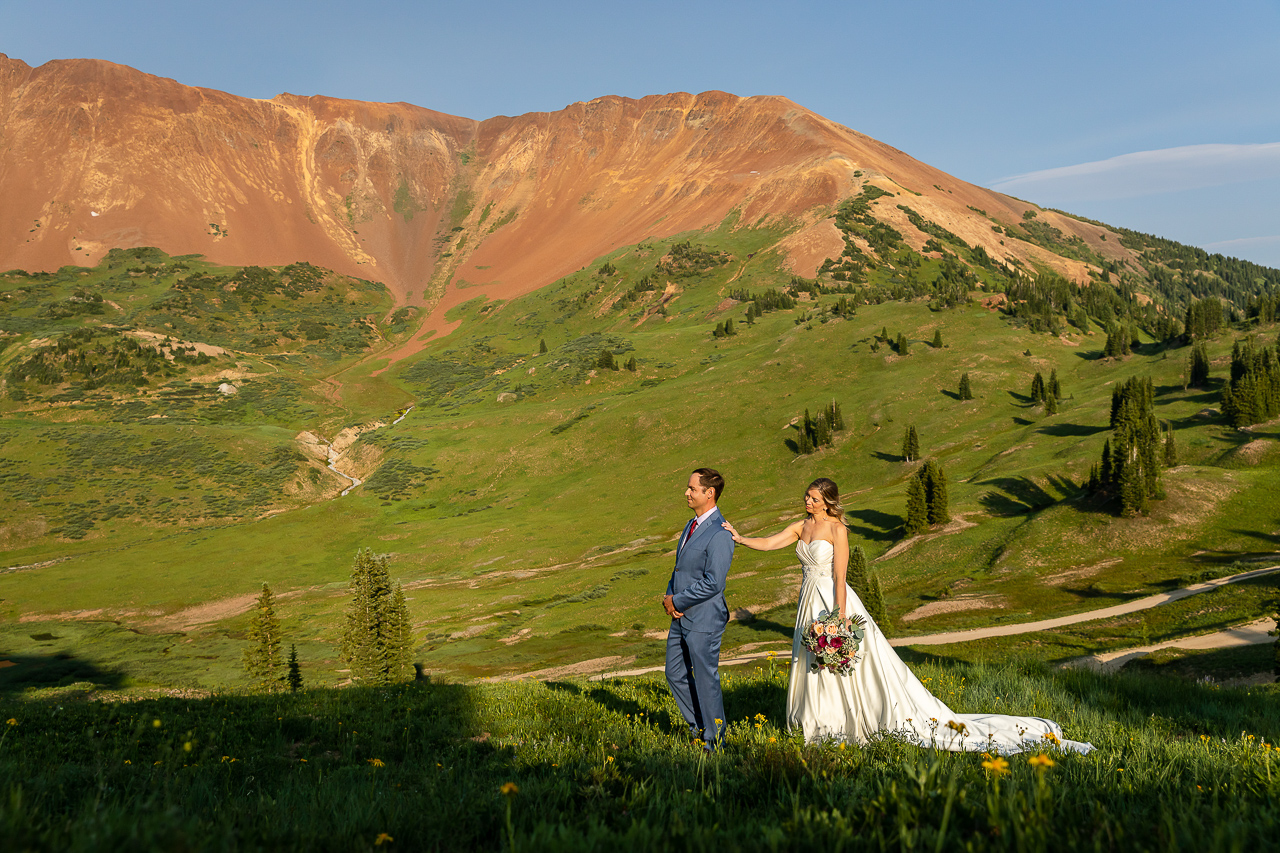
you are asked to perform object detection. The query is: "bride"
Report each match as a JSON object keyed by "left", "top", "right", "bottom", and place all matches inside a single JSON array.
[{"left": 723, "top": 477, "right": 1093, "bottom": 754}]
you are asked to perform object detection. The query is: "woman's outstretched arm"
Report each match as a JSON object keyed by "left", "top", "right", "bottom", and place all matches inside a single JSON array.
[
  {"left": 721, "top": 519, "right": 803, "bottom": 551},
  {"left": 832, "top": 522, "right": 850, "bottom": 620}
]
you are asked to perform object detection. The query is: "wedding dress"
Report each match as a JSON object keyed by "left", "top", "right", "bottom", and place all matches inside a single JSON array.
[{"left": 787, "top": 539, "right": 1094, "bottom": 754}]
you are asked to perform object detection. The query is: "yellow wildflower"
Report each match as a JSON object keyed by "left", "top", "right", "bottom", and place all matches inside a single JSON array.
[
  {"left": 5, "top": 719, "right": 16, "bottom": 726},
  {"left": 1028, "top": 753, "right": 1055, "bottom": 769},
  {"left": 368, "top": 758, "right": 385, "bottom": 767},
  {"left": 982, "top": 756, "right": 1010, "bottom": 777},
  {"left": 501, "top": 782, "right": 519, "bottom": 796},
  {"left": 375, "top": 833, "right": 394, "bottom": 845}
]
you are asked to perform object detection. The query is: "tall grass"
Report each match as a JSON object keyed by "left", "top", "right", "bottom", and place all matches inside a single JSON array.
[{"left": 1, "top": 661, "right": 1275, "bottom": 851}]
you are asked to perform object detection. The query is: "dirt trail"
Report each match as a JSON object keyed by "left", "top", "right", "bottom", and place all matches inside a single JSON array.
[
  {"left": 589, "top": 564, "right": 1280, "bottom": 681},
  {"left": 885, "top": 564, "right": 1279, "bottom": 647},
  {"left": 1067, "top": 618, "right": 1275, "bottom": 673}
]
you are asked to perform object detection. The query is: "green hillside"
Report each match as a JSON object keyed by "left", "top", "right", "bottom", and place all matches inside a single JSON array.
[{"left": 2, "top": 208, "right": 1279, "bottom": 690}]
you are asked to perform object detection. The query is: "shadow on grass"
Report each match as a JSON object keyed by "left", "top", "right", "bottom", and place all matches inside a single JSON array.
[
  {"left": 845, "top": 508, "right": 901, "bottom": 542},
  {"left": 870, "top": 450, "right": 903, "bottom": 463},
  {"left": 1036, "top": 422, "right": 1108, "bottom": 437},
  {"left": 0, "top": 652, "right": 127, "bottom": 693},
  {"left": 976, "top": 476, "right": 1076, "bottom": 516},
  {"left": 940, "top": 389, "right": 963, "bottom": 401}
]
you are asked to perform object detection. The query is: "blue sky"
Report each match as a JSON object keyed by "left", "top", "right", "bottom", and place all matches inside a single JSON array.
[{"left": 6, "top": 0, "right": 1279, "bottom": 266}]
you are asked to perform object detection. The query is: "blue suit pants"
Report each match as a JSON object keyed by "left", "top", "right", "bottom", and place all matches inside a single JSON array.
[{"left": 665, "top": 624, "right": 725, "bottom": 745}]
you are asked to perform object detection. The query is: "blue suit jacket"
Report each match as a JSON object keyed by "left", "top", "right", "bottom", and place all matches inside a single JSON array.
[{"left": 666, "top": 507, "right": 734, "bottom": 633}]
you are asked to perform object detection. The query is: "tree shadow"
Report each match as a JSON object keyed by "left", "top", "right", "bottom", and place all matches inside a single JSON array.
[
  {"left": 940, "top": 389, "right": 962, "bottom": 401},
  {"left": 845, "top": 508, "right": 902, "bottom": 542},
  {"left": 732, "top": 616, "right": 795, "bottom": 641},
  {"left": 0, "top": 652, "right": 128, "bottom": 693},
  {"left": 1007, "top": 390, "right": 1033, "bottom": 404},
  {"left": 976, "top": 476, "right": 1071, "bottom": 516},
  {"left": 871, "top": 450, "right": 903, "bottom": 463},
  {"left": 1012, "top": 416, "right": 1034, "bottom": 426},
  {"left": 1037, "top": 422, "right": 1108, "bottom": 437}
]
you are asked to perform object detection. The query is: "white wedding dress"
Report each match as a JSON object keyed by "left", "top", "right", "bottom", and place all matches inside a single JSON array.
[{"left": 787, "top": 540, "right": 1094, "bottom": 754}]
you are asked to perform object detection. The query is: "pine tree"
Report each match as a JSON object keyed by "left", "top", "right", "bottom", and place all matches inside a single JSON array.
[
  {"left": 1030, "top": 372, "right": 1045, "bottom": 402},
  {"left": 896, "top": 333, "right": 909, "bottom": 355},
  {"left": 625, "top": 356, "right": 637, "bottom": 372},
  {"left": 243, "top": 583, "right": 284, "bottom": 692},
  {"left": 901, "top": 425, "right": 920, "bottom": 462},
  {"left": 847, "top": 545, "right": 870, "bottom": 602},
  {"left": 385, "top": 584, "right": 415, "bottom": 683},
  {"left": 538, "top": 338, "right": 548, "bottom": 354},
  {"left": 286, "top": 644, "right": 303, "bottom": 693},
  {"left": 932, "top": 329, "right": 944, "bottom": 349},
  {"left": 1189, "top": 341, "right": 1210, "bottom": 387},
  {"left": 904, "top": 475, "right": 928, "bottom": 536},
  {"left": 1162, "top": 417, "right": 1177, "bottom": 466},
  {"left": 339, "top": 549, "right": 414, "bottom": 685},
  {"left": 725, "top": 318, "right": 735, "bottom": 337},
  {"left": 1049, "top": 368, "right": 1061, "bottom": 401},
  {"left": 1045, "top": 390, "right": 1058, "bottom": 415},
  {"left": 920, "top": 460, "right": 951, "bottom": 525},
  {"left": 596, "top": 349, "right": 617, "bottom": 370},
  {"left": 958, "top": 373, "right": 973, "bottom": 401},
  {"left": 866, "top": 572, "right": 890, "bottom": 636}
]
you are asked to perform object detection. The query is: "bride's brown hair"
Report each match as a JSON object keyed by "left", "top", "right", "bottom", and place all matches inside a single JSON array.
[{"left": 806, "top": 477, "right": 844, "bottom": 520}]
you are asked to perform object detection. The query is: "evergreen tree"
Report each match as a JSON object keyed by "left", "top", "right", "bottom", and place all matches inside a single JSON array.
[
  {"left": 1093, "top": 377, "right": 1162, "bottom": 516},
  {"left": 286, "top": 644, "right": 303, "bottom": 693},
  {"left": 919, "top": 460, "right": 951, "bottom": 525},
  {"left": 596, "top": 349, "right": 617, "bottom": 370},
  {"left": 932, "top": 329, "right": 944, "bottom": 349},
  {"left": 958, "top": 373, "right": 973, "bottom": 401},
  {"left": 340, "top": 549, "right": 414, "bottom": 685},
  {"left": 865, "top": 572, "right": 890, "bottom": 636},
  {"left": 625, "top": 356, "right": 637, "bottom": 372},
  {"left": 385, "top": 585, "right": 416, "bottom": 683},
  {"left": 1045, "top": 390, "right": 1059, "bottom": 415},
  {"left": 828, "top": 401, "right": 846, "bottom": 432},
  {"left": 725, "top": 318, "right": 735, "bottom": 337},
  {"left": 896, "top": 333, "right": 909, "bottom": 355},
  {"left": 243, "top": 583, "right": 284, "bottom": 692},
  {"left": 1163, "top": 422, "right": 1178, "bottom": 467},
  {"left": 1189, "top": 341, "right": 1211, "bottom": 387},
  {"left": 904, "top": 475, "right": 928, "bottom": 536},
  {"left": 901, "top": 425, "right": 920, "bottom": 462},
  {"left": 1030, "top": 372, "right": 1045, "bottom": 402},
  {"left": 538, "top": 338, "right": 548, "bottom": 354},
  {"left": 1049, "top": 368, "right": 1061, "bottom": 401},
  {"left": 847, "top": 545, "right": 870, "bottom": 602}
]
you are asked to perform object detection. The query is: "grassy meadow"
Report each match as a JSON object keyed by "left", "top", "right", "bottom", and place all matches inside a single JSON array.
[
  {"left": 1, "top": 660, "right": 1276, "bottom": 851},
  {"left": 2, "top": 222, "right": 1279, "bottom": 691}
]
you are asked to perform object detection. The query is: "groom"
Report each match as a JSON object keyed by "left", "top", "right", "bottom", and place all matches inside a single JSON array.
[{"left": 663, "top": 467, "right": 734, "bottom": 749}]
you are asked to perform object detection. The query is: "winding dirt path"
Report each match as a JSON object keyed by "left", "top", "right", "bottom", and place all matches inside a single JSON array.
[
  {"left": 884, "top": 564, "right": 1279, "bottom": 648},
  {"left": 588, "top": 564, "right": 1279, "bottom": 681}
]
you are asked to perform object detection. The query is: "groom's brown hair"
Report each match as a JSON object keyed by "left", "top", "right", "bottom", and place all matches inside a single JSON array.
[{"left": 693, "top": 467, "right": 725, "bottom": 501}]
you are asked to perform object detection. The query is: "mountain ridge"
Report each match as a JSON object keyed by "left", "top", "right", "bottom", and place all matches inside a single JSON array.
[{"left": 1, "top": 52, "right": 1120, "bottom": 337}]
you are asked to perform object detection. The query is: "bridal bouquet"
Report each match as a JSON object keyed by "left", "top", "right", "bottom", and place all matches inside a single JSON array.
[{"left": 800, "top": 610, "right": 867, "bottom": 675}]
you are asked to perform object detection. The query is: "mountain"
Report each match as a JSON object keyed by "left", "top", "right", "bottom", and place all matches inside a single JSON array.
[{"left": 2, "top": 53, "right": 1123, "bottom": 335}]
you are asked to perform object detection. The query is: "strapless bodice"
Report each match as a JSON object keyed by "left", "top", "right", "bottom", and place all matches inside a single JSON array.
[{"left": 796, "top": 539, "right": 835, "bottom": 580}]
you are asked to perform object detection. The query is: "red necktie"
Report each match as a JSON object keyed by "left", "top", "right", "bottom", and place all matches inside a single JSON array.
[{"left": 685, "top": 518, "right": 698, "bottom": 545}]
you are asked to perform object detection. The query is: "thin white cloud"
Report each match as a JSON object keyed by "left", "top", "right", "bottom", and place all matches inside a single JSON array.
[
  {"left": 1202, "top": 234, "right": 1280, "bottom": 252},
  {"left": 990, "top": 143, "right": 1280, "bottom": 202}
]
